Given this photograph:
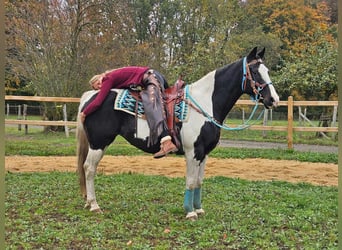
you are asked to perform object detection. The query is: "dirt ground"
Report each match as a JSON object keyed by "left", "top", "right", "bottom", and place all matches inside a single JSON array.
[{"left": 5, "top": 155, "right": 338, "bottom": 187}]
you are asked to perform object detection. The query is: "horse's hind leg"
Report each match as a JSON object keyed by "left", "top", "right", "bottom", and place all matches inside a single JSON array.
[{"left": 84, "top": 148, "right": 104, "bottom": 212}]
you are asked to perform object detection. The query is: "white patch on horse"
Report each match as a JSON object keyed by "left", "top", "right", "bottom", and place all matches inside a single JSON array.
[
  {"left": 258, "top": 64, "right": 271, "bottom": 84},
  {"left": 84, "top": 148, "right": 104, "bottom": 212},
  {"left": 136, "top": 118, "right": 150, "bottom": 140},
  {"left": 181, "top": 71, "right": 216, "bottom": 150},
  {"left": 258, "top": 64, "right": 279, "bottom": 106},
  {"left": 269, "top": 84, "right": 280, "bottom": 105}
]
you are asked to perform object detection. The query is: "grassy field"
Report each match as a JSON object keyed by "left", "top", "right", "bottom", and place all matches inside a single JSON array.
[
  {"left": 5, "top": 127, "right": 338, "bottom": 249},
  {"left": 5, "top": 172, "right": 338, "bottom": 249},
  {"left": 4, "top": 126, "right": 338, "bottom": 163},
  {"left": 220, "top": 117, "right": 338, "bottom": 146}
]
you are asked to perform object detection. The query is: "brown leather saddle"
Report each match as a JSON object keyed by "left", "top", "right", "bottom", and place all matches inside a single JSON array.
[
  {"left": 129, "top": 79, "right": 185, "bottom": 147},
  {"left": 164, "top": 79, "right": 185, "bottom": 147}
]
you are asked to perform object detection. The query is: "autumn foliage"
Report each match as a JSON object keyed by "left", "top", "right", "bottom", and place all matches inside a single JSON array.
[{"left": 5, "top": 0, "right": 337, "bottom": 102}]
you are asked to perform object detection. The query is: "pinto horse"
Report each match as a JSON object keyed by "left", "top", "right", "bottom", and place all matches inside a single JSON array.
[{"left": 77, "top": 47, "right": 279, "bottom": 220}]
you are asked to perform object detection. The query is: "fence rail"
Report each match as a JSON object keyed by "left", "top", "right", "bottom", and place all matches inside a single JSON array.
[
  {"left": 5, "top": 96, "right": 80, "bottom": 103},
  {"left": 5, "top": 119, "right": 77, "bottom": 127},
  {"left": 5, "top": 95, "right": 338, "bottom": 148}
]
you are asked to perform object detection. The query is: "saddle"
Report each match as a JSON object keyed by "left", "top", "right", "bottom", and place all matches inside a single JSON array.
[
  {"left": 164, "top": 79, "right": 185, "bottom": 147},
  {"left": 128, "top": 79, "right": 185, "bottom": 147}
]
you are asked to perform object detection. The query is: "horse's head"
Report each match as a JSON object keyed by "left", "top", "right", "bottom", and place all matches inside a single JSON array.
[{"left": 243, "top": 47, "right": 279, "bottom": 109}]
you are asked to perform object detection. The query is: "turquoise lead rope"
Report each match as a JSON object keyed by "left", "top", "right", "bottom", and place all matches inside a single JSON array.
[{"left": 186, "top": 90, "right": 263, "bottom": 131}]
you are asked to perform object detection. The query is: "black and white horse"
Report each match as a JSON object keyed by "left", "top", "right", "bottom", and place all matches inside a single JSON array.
[{"left": 77, "top": 47, "right": 279, "bottom": 220}]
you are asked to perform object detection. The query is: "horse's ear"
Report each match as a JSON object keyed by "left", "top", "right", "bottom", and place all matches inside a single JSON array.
[
  {"left": 247, "top": 47, "right": 258, "bottom": 62},
  {"left": 257, "top": 47, "right": 265, "bottom": 59}
]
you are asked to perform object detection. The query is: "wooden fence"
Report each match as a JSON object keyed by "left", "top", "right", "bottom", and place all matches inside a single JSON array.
[
  {"left": 5, "top": 95, "right": 338, "bottom": 148},
  {"left": 5, "top": 96, "right": 79, "bottom": 137}
]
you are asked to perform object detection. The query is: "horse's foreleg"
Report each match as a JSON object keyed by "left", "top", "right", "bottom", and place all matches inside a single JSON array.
[
  {"left": 193, "top": 158, "right": 206, "bottom": 216},
  {"left": 184, "top": 189, "right": 196, "bottom": 219},
  {"left": 194, "top": 188, "right": 204, "bottom": 215},
  {"left": 184, "top": 155, "right": 206, "bottom": 220},
  {"left": 83, "top": 149, "right": 104, "bottom": 213}
]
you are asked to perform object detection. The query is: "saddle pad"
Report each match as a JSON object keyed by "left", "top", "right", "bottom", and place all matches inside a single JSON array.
[{"left": 113, "top": 89, "right": 189, "bottom": 121}]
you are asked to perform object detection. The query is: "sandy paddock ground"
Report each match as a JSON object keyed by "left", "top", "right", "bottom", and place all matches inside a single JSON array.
[{"left": 5, "top": 155, "right": 337, "bottom": 187}]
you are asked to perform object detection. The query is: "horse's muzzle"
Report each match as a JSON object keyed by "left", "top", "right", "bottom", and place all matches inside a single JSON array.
[{"left": 261, "top": 97, "right": 278, "bottom": 109}]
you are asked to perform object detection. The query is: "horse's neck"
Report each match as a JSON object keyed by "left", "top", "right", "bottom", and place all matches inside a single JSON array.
[
  {"left": 188, "top": 62, "right": 243, "bottom": 123},
  {"left": 213, "top": 61, "right": 244, "bottom": 122}
]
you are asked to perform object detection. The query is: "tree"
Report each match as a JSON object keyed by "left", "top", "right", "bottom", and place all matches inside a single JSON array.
[
  {"left": 245, "top": 0, "right": 331, "bottom": 57},
  {"left": 5, "top": 0, "right": 336, "bottom": 116},
  {"left": 273, "top": 33, "right": 337, "bottom": 101},
  {"left": 5, "top": 0, "right": 111, "bottom": 126},
  {"left": 6, "top": 1, "right": 86, "bottom": 94},
  {"left": 160, "top": 0, "right": 282, "bottom": 82}
]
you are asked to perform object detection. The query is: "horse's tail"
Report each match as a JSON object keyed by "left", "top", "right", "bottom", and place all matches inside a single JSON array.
[{"left": 76, "top": 111, "right": 88, "bottom": 199}]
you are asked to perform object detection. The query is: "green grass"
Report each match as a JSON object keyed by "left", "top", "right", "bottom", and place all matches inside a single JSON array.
[
  {"left": 5, "top": 123, "right": 338, "bottom": 249},
  {"left": 221, "top": 118, "right": 338, "bottom": 146},
  {"left": 5, "top": 127, "right": 146, "bottom": 157},
  {"left": 5, "top": 172, "right": 337, "bottom": 249},
  {"left": 210, "top": 147, "right": 337, "bottom": 164},
  {"left": 5, "top": 114, "right": 45, "bottom": 120},
  {"left": 5, "top": 127, "right": 338, "bottom": 164}
]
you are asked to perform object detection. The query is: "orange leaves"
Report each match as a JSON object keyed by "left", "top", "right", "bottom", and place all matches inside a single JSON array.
[{"left": 246, "top": 0, "right": 332, "bottom": 57}]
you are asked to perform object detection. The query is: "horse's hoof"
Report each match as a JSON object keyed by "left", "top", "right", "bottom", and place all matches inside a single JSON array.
[
  {"left": 91, "top": 208, "right": 103, "bottom": 214},
  {"left": 195, "top": 208, "right": 205, "bottom": 216},
  {"left": 186, "top": 211, "right": 198, "bottom": 221}
]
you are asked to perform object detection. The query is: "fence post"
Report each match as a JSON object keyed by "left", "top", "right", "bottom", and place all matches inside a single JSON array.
[
  {"left": 17, "top": 105, "right": 22, "bottom": 131},
  {"left": 6, "top": 103, "right": 9, "bottom": 117},
  {"left": 63, "top": 104, "right": 69, "bottom": 138},
  {"left": 23, "top": 104, "right": 28, "bottom": 134},
  {"left": 331, "top": 105, "right": 337, "bottom": 140},
  {"left": 287, "top": 96, "right": 293, "bottom": 149},
  {"left": 262, "top": 109, "right": 268, "bottom": 137},
  {"left": 298, "top": 106, "right": 302, "bottom": 138}
]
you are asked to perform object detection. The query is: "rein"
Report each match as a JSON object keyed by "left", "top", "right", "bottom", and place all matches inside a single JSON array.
[{"left": 185, "top": 57, "right": 267, "bottom": 131}]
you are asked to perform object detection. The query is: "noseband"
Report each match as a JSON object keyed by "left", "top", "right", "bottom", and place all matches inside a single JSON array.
[{"left": 241, "top": 57, "right": 271, "bottom": 98}]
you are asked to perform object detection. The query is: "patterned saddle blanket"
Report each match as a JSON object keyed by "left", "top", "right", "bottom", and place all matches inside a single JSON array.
[{"left": 113, "top": 87, "right": 190, "bottom": 122}]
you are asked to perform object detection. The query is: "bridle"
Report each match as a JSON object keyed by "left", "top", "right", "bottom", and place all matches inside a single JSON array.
[{"left": 241, "top": 57, "right": 271, "bottom": 99}]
